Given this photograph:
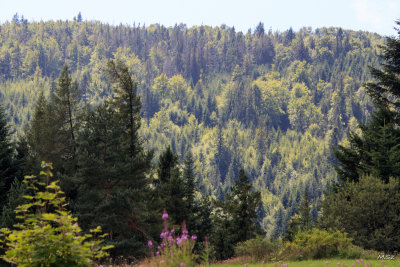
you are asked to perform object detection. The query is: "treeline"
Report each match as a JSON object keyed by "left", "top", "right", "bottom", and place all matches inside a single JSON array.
[{"left": 0, "top": 14, "right": 383, "bottom": 239}]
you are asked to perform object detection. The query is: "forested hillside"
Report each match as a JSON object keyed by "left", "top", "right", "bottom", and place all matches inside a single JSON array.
[{"left": 0, "top": 14, "right": 383, "bottom": 238}]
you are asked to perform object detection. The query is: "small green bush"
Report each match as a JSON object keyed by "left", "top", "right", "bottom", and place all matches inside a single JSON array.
[
  {"left": 282, "top": 228, "right": 352, "bottom": 260},
  {"left": 0, "top": 162, "right": 112, "bottom": 267},
  {"left": 235, "top": 236, "right": 279, "bottom": 261}
]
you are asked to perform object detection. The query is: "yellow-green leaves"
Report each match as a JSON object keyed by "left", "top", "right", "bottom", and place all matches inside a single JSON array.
[{"left": 0, "top": 162, "right": 112, "bottom": 266}]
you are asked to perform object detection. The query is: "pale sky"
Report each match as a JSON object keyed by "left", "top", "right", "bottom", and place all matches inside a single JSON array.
[{"left": 0, "top": 0, "right": 399, "bottom": 36}]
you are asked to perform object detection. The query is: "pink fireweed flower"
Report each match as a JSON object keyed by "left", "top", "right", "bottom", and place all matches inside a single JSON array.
[
  {"left": 356, "top": 260, "right": 359, "bottom": 263},
  {"left": 147, "top": 240, "right": 153, "bottom": 247},
  {"left": 282, "top": 264, "right": 287, "bottom": 267},
  {"left": 160, "top": 231, "right": 168, "bottom": 239},
  {"left": 176, "top": 237, "right": 182, "bottom": 245},
  {"left": 180, "top": 263, "right": 185, "bottom": 267},
  {"left": 156, "top": 251, "right": 160, "bottom": 256},
  {"left": 245, "top": 264, "right": 248, "bottom": 267},
  {"left": 191, "top": 235, "right": 197, "bottom": 240},
  {"left": 162, "top": 209, "right": 168, "bottom": 220}
]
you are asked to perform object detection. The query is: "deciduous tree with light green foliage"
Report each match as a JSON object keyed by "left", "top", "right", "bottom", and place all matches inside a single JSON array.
[{"left": 0, "top": 162, "right": 112, "bottom": 267}]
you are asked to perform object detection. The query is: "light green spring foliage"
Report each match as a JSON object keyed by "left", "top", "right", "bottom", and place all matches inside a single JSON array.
[
  {"left": 282, "top": 228, "right": 352, "bottom": 260},
  {"left": 0, "top": 162, "right": 112, "bottom": 267}
]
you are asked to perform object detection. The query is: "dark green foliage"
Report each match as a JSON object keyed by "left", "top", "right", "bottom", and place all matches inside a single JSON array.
[
  {"left": 155, "top": 146, "right": 187, "bottom": 226},
  {"left": 334, "top": 20, "right": 400, "bottom": 183},
  {"left": 334, "top": 108, "right": 400, "bottom": 182},
  {"left": 226, "top": 169, "right": 263, "bottom": 243},
  {"left": 0, "top": 105, "right": 15, "bottom": 208},
  {"left": 50, "top": 65, "right": 80, "bottom": 173},
  {"left": 320, "top": 175, "right": 400, "bottom": 252},
  {"left": 211, "top": 169, "right": 263, "bottom": 260},
  {"left": 284, "top": 192, "right": 313, "bottom": 242},
  {"left": 74, "top": 62, "right": 153, "bottom": 259},
  {"left": 365, "top": 20, "right": 400, "bottom": 108},
  {"left": 25, "top": 91, "right": 60, "bottom": 174},
  {"left": 0, "top": 178, "right": 26, "bottom": 228},
  {"left": 106, "top": 60, "right": 142, "bottom": 159}
]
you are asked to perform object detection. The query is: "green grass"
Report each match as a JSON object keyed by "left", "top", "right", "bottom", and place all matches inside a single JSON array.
[{"left": 210, "top": 258, "right": 399, "bottom": 267}]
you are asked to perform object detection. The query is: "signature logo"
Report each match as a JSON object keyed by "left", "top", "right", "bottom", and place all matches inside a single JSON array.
[{"left": 377, "top": 253, "right": 397, "bottom": 260}]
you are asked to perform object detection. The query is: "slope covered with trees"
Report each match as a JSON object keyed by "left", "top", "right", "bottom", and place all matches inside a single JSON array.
[{"left": 0, "top": 14, "right": 383, "bottom": 241}]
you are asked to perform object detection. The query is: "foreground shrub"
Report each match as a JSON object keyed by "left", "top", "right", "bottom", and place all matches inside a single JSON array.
[
  {"left": 320, "top": 175, "right": 400, "bottom": 252},
  {"left": 0, "top": 162, "right": 112, "bottom": 267},
  {"left": 235, "top": 236, "right": 279, "bottom": 261},
  {"left": 282, "top": 228, "right": 352, "bottom": 260}
]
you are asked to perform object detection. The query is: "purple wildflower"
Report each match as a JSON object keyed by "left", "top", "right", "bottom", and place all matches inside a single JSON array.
[
  {"left": 180, "top": 263, "right": 185, "bottom": 267},
  {"left": 162, "top": 209, "right": 168, "bottom": 220},
  {"left": 176, "top": 237, "right": 182, "bottom": 245},
  {"left": 245, "top": 264, "right": 248, "bottom": 267},
  {"left": 191, "top": 235, "right": 197, "bottom": 240},
  {"left": 156, "top": 251, "right": 160, "bottom": 256},
  {"left": 147, "top": 240, "right": 153, "bottom": 247},
  {"left": 160, "top": 231, "right": 168, "bottom": 239}
]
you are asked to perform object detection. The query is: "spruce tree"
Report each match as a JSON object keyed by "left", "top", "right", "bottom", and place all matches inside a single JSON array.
[
  {"left": 74, "top": 61, "right": 153, "bottom": 259},
  {"left": 225, "top": 168, "right": 262, "bottom": 243},
  {"left": 334, "top": 20, "right": 400, "bottom": 183},
  {"left": 0, "top": 105, "right": 15, "bottom": 209},
  {"left": 50, "top": 65, "right": 80, "bottom": 173},
  {"left": 155, "top": 146, "right": 187, "bottom": 226}
]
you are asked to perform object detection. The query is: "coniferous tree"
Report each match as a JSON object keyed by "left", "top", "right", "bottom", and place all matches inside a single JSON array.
[
  {"left": 25, "top": 92, "right": 55, "bottom": 173},
  {"left": 74, "top": 61, "right": 153, "bottom": 259},
  {"left": 0, "top": 105, "right": 16, "bottom": 207},
  {"left": 0, "top": 105, "right": 16, "bottom": 209},
  {"left": 155, "top": 146, "right": 187, "bottom": 226},
  {"left": 50, "top": 65, "right": 80, "bottom": 173},
  {"left": 225, "top": 168, "right": 262, "bottom": 243},
  {"left": 334, "top": 21, "right": 400, "bottom": 183}
]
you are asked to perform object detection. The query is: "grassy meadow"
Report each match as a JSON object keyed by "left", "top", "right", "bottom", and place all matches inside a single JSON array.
[{"left": 210, "top": 258, "right": 399, "bottom": 267}]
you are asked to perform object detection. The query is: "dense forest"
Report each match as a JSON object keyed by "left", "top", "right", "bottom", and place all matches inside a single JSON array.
[{"left": 0, "top": 13, "right": 393, "bottom": 262}]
